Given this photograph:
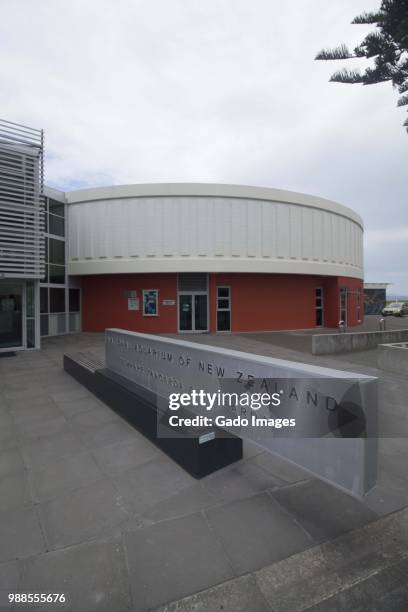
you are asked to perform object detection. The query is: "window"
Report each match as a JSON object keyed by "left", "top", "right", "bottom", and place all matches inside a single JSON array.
[
  {"left": 69, "top": 288, "right": 80, "bottom": 312},
  {"left": 49, "top": 214, "right": 65, "bottom": 237},
  {"left": 49, "top": 199, "right": 65, "bottom": 217},
  {"left": 50, "top": 288, "right": 65, "bottom": 313},
  {"left": 143, "top": 289, "right": 158, "bottom": 316},
  {"left": 25, "top": 281, "right": 36, "bottom": 348},
  {"left": 339, "top": 287, "right": 347, "bottom": 325},
  {"left": 217, "top": 287, "right": 231, "bottom": 331},
  {"left": 357, "top": 288, "right": 361, "bottom": 321},
  {"left": 40, "top": 287, "right": 48, "bottom": 313},
  {"left": 49, "top": 265, "right": 65, "bottom": 284},
  {"left": 40, "top": 315, "right": 49, "bottom": 337},
  {"left": 49, "top": 238, "right": 65, "bottom": 265},
  {"left": 315, "top": 287, "right": 323, "bottom": 326},
  {"left": 40, "top": 196, "right": 70, "bottom": 337},
  {"left": 48, "top": 198, "right": 65, "bottom": 237}
]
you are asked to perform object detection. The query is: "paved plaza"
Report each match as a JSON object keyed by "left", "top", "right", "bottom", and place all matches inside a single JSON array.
[{"left": 0, "top": 325, "right": 407, "bottom": 611}]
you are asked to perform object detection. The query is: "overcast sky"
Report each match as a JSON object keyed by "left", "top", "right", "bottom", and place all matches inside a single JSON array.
[{"left": 1, "top": 0, "right": 407, "bottom": 294}]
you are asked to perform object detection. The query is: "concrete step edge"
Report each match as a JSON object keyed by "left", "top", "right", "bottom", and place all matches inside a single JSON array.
[{"left": 152, "top": 506, "right": 408, "bottom": 612}]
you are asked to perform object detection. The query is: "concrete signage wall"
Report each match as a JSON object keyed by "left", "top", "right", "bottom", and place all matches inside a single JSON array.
[
  {"left": 106, "top": 329, "right": 377, "bottom": 497},
  {"left": 313, "top": 329, "right": 408, "bottom": 355},
  {"left": 378, "top": 342, "right": 408, "bottom": 376}
]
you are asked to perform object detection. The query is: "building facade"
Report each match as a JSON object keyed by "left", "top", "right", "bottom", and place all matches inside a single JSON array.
[
  {"left": 1, "top": 137, "right": 365, "bottom": 350},
  {"left": 39, "top": 187, "right": 81, "bottom": 340},
  {"left": 66, "top": 183, "right": 364, "bottom": 336},
  {"left": 0, "top": 119, "right": 44, "bottom": 351}
]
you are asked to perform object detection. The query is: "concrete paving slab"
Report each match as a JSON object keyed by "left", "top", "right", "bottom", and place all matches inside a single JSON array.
[
  {"left": 92, "top": 436, "right": 161, "bottom": 477},
  {"left": 75, "top": 420, "right": 137, "bottom": 450},
  {"left": 49, "top": 387, "right": 94, "bottom": 404},
  {"left": 70, "top": 405, "right": 119, "bottom": 429},
  {"left": 0, "top": 411, "right": 13, "bottom": 429},
  {"left": 28, "top": 450, "right": 105, "bottom": 503},
  {"left": 0, "top": 423, "right": 18, "bottom": 451},
  {"left": 5, "top": 389, "right": 52, "bottom": 403},
  {"left": 0, "top": 473, "right": 31, "bottom": 514},
  {"left": 205, "top": 493, "right": 314, "bottom": 575},
  {"left": 153, "top": 574, "right": 270, "bottom": 612},
  {"left": 37, "top": 479, "right": 131, "bottom": 550},
  {"left": 8, "top": 401, "right": 61, "bottom": 424},
  {"left": 21, "top": 431, "right": 86, "bottom": 471},
  {"left": 0, "top": 559, "right": 21, "bottom": 610},
  {"left": 201, "top": 460, "right": 285, "bottom": 504},
  {"left": 113, "top": 456, "right": 195, "bottom": 516},
  {"left": 0, "top": 506, "right": 45, "bottom": 563},
  {"left": 0, "top": 448, "right": 25, "bottom": 480},
  {"left": 0, "top": 560, "right": 21, "bottom": 591},
  {"left": 242, "top": 440, "right": 265, "bottom": 460},
  {"left": 364, "top": 470, "right": 408, "bottom": 515},
  {"left": 141, "top": 482, "right": 219, "bottom": 525},
  {"left": 20, "top": 537, "right": 131, "bottom": 612},
  {"left": 55, "top": 396, "right": 105, "bottom": 418},
  {"left": 372, "top": 586, "right": 408, "bottom": 612},
  {"left": 270, "top": 480, "right": 378, "bottom": 542},
  {"left": 124, "top": 512, "right": 235, "bottom": 610},
  {"left": 249, "top": 451, "right": 311, "bottom": 484},
  {"left": 15, "top": 415, "right": 69, "bottom": 441}
]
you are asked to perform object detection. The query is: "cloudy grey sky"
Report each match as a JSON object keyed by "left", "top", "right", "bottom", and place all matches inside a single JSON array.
[{"left": 1, "top": 0, "right": 407, "bottom": 293}]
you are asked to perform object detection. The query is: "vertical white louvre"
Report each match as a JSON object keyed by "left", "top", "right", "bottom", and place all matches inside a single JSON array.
[{"left": 0, "top": 119, "right": 45, "bottom": 279}]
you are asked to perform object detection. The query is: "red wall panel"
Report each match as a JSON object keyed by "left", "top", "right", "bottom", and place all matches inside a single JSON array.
[
  {"left": 81, "top": 273, "right": 178, "bottom": 333},
  {"left": 81, "top": 272, "right": 363, "bottom": 334},
  {"left": 209, "top": 273, "right": 339, "bottom": 332}
]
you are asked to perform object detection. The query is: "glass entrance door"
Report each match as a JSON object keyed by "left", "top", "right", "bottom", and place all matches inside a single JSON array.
[
  {"left": 194, "top": 295, "right": 208, "bottom": 331},
  {"left": 0, "top": 284, "right": 23, "bottom": 350},
  {"left": 179, "top": 295, "right": 193, "bottom": 331},
  {"left": 178, "top": 293, "right": 208, "bottom": 332}
]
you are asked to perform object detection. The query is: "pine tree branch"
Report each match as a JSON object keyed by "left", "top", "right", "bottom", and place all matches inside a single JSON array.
[
  {"left": 397, "top": 93, "right": 408, "bottom": 106},
  {"left": 315, "top": 44, "right": 353, "bottom": 61},
  {"left": 330, "top": 69, "right": 364, "bottom": 84},
  {"left": 351, "top": 10, "right": 385, "bottom": 25},
  {"left": 399, "top": 81, "right": 408, "bottom": 93}
]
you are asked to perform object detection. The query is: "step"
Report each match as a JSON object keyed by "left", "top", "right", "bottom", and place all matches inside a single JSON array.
[{"left": 153, "top": 506, "right": 408, "bottom": 611}]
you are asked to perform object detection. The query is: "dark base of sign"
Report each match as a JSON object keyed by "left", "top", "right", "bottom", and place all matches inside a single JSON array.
[{"left": 63, "top": 353, "right": 243, "bottom": 479}]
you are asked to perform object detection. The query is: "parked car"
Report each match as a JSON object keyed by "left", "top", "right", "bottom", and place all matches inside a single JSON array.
[{"left": 382, "top": 302, "right": 408, "bottom": 316}]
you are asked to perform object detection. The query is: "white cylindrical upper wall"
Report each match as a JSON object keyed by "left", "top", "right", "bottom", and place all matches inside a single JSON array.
[{"left": 66, "top": 184, "right": 364, "bottom": 279}]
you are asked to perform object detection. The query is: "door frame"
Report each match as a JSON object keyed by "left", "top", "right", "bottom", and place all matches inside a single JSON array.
[
  {"left": 339, "top": 286, "right": 348, "bottom": 326},
  {"left": 0, "top": 281, "right": 26, "bottom": 353},
  {"left": 216, "top": 285, "right": 231, "bottom": 332},
  {"left": 315, "top": 286, "right": 324, "bottom": 327},
  {"left": 177, "top": 291, "right": 209, "bottom": 333}
]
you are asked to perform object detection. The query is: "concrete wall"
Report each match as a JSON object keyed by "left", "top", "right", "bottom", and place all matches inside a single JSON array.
[
  {"left": 312, "top": 329, "right": 408, "bottom": 355},
  {"left": 378, "top": 342, "right": 408, "bottom": 375}
]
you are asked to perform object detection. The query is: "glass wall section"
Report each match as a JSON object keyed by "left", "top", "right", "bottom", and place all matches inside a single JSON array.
[
  {"left": 26, "top": 281, "right": 36, "bottom": 348},
  {"left": 0, "top": 284, "right": 23, "bottom": 349},
  {"left": 69, "top": 288, "right": 81, "bottom": 332},
  {"left": 40, "top": 194, "right": 81, "bottom": 336}
]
